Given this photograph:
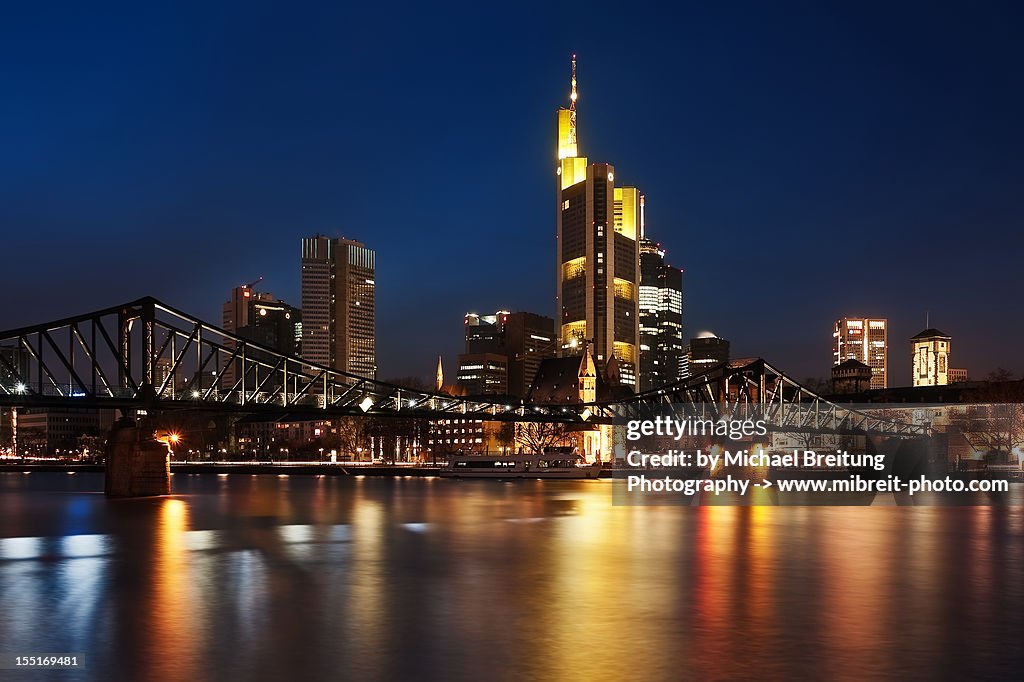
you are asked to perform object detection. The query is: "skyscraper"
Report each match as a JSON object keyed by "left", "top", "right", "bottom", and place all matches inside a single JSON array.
[
  {"left": 683, "top": 334, "right": 730, "bottom": 377},
  {"left": 457, "top": 310, "right": 556, "bottom": 398},
  {"left": 223, "top": 284, "right": 300, "bottom": 356},
  {"left": 222, "top": 282, "right": 300, "bottom": 388},
  {"left": 833, "top": 318, "right": 887, "bottom": 389},
  {"left": 301, "top": 235, "right": 376, "bottom": 378},
  {"left": 638, "top": 234, "right": 684, "bottom": 391},
  {"left": 555, "top": 56, "right": 640, "bottom": 388}
]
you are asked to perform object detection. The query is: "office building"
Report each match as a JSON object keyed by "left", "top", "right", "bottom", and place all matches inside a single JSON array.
[
  {"left": 638, "top": 235, "right": 684, "bottom": 391},
  {"left": 16, "top": 408, "right": 104, "bottom": 456},
  {"left": 948, "top": 368, "right": 968, "bottom": 383},
  {"left": 223, "top": 285, "right": 301, "bottom": 356},
  {"left": 456, "top": 353, "right": 508, "bottom": 396},
  {"left": 833, "top": 318, "right": 887, "bottom": 390},
  {"left": 222, "top": 283, "right": 301, "bottom": 389},
  {"left": 555, "top": 56, "right": 640, "bottom": 388},
  {"left": 458, "top": 310, "right": 556, "bottom": 398},
  {"left": 301, "top": 235, "right": 376, "bottom": 378},
  {"left": 684, "top": 334, "right": 730, "bottom": 377}
]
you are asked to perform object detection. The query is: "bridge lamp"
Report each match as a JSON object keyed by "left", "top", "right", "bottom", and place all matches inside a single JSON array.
[
  {"left": 359, "top": 397, "right": 374, "bottom": 412},
  {"left": 191, "top": 389, "right": 201, "bottom": 399},
  {"left": 169, "top": 433, "right": 180, "bottom": 444},
  {"left": 14, "top": 382, "right": 27, "bottom": 394}
]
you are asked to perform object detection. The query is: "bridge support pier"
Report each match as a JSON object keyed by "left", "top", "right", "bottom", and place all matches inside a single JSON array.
[{"left": 104, "top": 417, "right": 171, "bottom": 498}]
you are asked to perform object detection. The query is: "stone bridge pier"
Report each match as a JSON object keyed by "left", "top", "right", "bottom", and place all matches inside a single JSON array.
[{"left": 104, "top": 416, "right": 171, "bottom": 497}]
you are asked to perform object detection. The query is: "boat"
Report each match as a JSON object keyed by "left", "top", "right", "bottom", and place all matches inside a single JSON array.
[{"left": 440, "top": 452, "right": 602, "bottom": 479}]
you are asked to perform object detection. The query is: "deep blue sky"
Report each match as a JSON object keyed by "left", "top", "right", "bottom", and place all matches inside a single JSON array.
[{"left": 2, "top": 1, "right": 1022, "bottom": 386}]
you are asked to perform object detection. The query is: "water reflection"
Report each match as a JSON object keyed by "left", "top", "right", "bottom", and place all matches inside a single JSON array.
[{"left": 0, "top": 473, "right": 1021, "bottom": 680}]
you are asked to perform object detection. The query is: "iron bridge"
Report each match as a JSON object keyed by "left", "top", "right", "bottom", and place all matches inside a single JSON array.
[{"left": 0, "top": 297, "right": 927, "bottom": 436}]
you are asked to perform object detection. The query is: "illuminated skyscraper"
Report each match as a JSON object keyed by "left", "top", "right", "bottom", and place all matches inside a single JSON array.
[
  {"left": 833, "top": 317, "right": 887, "bottom": 389},
  {"left": 301, "top": 235, "right": 376, "bottom": 378},
  {"left": 555, "top": 55, "right": 640, "bottom": 388},
  {"left": 638, "top": 234, "right": 684, "bottom": 391}
]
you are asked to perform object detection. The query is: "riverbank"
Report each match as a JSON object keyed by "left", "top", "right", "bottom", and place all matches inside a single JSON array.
[{"left": 0, "top": 462, "right": 443, "bottom": 476}]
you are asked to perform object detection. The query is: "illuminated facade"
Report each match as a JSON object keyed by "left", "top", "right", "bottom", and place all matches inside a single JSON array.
[
  {"left": 301, "top": 235, "right": 376, "bottom": 378},
  {"left": 456, "top": 353, "right": 508, "bottom": 396},
  {"left": 912, "top": 328, "right": 951, "bottom": 387},
  {"left": 638, "top": 236, "right": 684, "bottom": 391},
  {"left": 833, "top": 317, "right": 887, "bottom": 390},
  {"left": 555, "top": 56, "right": 640, "bottom": 388}
]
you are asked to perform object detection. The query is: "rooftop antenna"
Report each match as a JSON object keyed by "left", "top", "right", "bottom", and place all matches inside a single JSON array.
[{"left": 568, "top": 54, "right": 578, "bottom": 150}]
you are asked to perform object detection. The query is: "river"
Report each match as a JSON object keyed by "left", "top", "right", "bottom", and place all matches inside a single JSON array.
[{"left": 0, "top": 472, "right": 1021, "bottom": 680}]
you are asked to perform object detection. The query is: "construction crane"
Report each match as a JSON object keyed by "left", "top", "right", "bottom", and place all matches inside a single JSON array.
[{"left": 244, "top": 276, "right": 263, "bottom": 291}]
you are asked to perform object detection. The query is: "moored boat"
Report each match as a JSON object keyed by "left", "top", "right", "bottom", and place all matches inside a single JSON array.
[{"left": 440, "top": 452, "right": 602, "bottom": 479}]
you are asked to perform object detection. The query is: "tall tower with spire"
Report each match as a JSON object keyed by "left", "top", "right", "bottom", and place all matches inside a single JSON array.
[{"left": 554, "top": 55, "right": 640, "bottom": 388}]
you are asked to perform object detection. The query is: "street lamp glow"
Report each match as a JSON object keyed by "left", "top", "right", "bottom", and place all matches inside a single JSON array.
[{"left": 14, "top": 382, "right": 27, "bottom": 394}]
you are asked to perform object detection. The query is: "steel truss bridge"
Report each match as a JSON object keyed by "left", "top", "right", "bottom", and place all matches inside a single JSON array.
[{"left": 0, "top": 297, "right": 926, "bottom": 437}]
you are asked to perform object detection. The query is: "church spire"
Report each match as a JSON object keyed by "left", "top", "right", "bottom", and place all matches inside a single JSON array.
[{"left": 435, "top": 355, "right": 444, "bottom": 391}]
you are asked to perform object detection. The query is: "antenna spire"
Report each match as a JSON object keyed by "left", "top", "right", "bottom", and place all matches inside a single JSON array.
[{"left": 568, "top": 54, "right": 578, "bottom": 149}]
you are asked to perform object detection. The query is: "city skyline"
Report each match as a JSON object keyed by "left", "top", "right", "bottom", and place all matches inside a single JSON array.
[{"left": 2, "top": 3, "right": 1023, "bottom": 386}]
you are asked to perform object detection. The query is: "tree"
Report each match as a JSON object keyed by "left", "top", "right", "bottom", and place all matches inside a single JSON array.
[
  {"left": 336, "top": 417, "right": 369, "bottom": 460},
  {"left": 515, "top": 421, "right": 574, "bottom": 453},
  {"left": 987, "top": 368, "right": 1017, "bottom": 383},
  {"left": 801, "top": 377, "right": 833, "bottom": 396},
  {"left": 496, "top": 421, "right": 516, "bottom": 452},
  {"left": 949, "top": 379, "right": 1024, "bottom": 463}
]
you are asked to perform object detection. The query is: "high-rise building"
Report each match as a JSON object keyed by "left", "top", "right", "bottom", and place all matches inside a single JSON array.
[
  {"left": 833, "top": 318, "right": 887, "bottom": 390},
  {"left": 555, "top": 56, "right": 639, "bottom": 388},
  {"left": 457, "top": 310, "right": 556, "bottom": 398},
  {"left": 912, "top": 328, "right": 951, "bottom": 387},
  {"left": 464, "top": 312, "right": 510, "bottom": 354},
  {"left": 223, "top": 285, "right": 301, "bottom": 356},
  {"left": 301, "top": 235, "right": 376, "bottom": 378},
  {"left": 684, "top": 334, "right": 730, "bottom": 377},
  {"left": 638, "top": 235, "right": 684, "bottom": 392},
  {"left": 222, "top": 283, "right": 301, "bottom": 388},
  {"left": 456, "top": 353, "right": 508, "bottom": 396}
]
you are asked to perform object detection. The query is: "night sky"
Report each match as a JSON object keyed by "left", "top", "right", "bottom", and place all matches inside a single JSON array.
[{"left": 2, "top": 1, "right": 1022, "bottom": 386}]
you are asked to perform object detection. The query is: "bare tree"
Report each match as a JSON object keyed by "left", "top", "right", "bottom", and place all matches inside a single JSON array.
[
  {"left": 948, "top": 378, "right": 1024, "bottom": 463},
  {"left": 336, "top": 417, "right": 369, "bottom": 460},
  {"left": 515, "top": 421, "right": 574, "bottom": 453}
]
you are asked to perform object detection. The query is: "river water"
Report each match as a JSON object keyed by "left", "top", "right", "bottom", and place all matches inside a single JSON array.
[{"left": 0, "top": 472, "right": 1022, "bottom": 681}]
